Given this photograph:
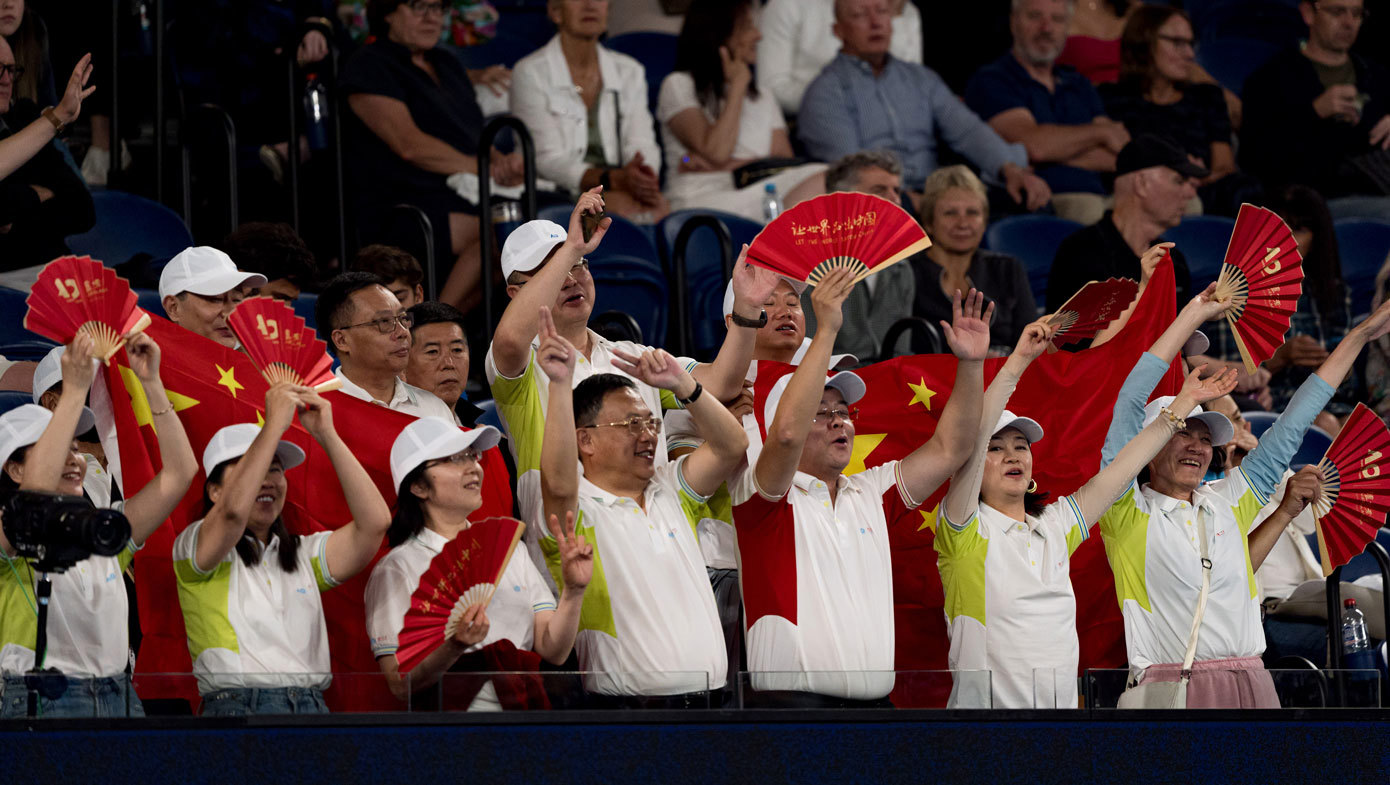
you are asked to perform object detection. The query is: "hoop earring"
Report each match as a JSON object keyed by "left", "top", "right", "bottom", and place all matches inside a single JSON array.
[{"left": 1026, "top": 479, "right": 1038, "bottom": 494}]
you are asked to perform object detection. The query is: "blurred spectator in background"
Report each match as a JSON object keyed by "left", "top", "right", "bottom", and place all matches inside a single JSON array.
[
  {"left": 1099, "top": 5, "right": 1261, "bottom": 218},
  {"left": 799, "top": 0, "right": 1049, "bottom": 213},
  {"left": 757, "top": 0, "right": 921, "bottom": 116},
  {"left": 354, "top": 244, "right": 426, "bottom": 309},
  {"left": 0, "top": 36, "right": 94, "bottom": 289},
  {"left": 0, "top": 50, "right": 90, "bottom": 180},
  {"left": 0, "top": 0, "right": 54, "bottom": 106},
  {"left": 511, "top": 0, "right": 667, "bottom": 222},
  {"left": 1055, "top": 0, "right": 1129, "bottom": 84},
  {"left": 966, "top": 0, "right": 1125, "bottom": 225},
  {"left": 405, "top": 300, "right": 481, "bottom": 426},
  {"left": 342, "top": 0, "right": 523, "bottom": 313},
  {"left": 220, "top": 222, "right": 319, "bottom": 302},
  {"left": 1242, "top": 0, "right": 1390, "bottom": 221},
  {"left": 911, "top": 165, "right": 1036, "bottom": 356},
  {"left": 658, "top": 0, "right": 826, "bottom": 221},
  {"left": 1368, "top": 250, "right": 1390, "bottom": 417},
  {"left": 160, "top": 247, "right": 267, "bottom": 349},
  {"left": 801, "top": 150, "right": 913, "bottom": 359}
]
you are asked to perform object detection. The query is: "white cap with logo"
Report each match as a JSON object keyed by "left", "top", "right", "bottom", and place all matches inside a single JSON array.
[
  {"left": 201, "top": 423, "right": 307, "bottom": 477},
  {"left": 1142, "top": 395, "right": 1234, "bottom": 446},
  {"left": 390, "top": 417, "right": 503, "bottom": 491},
  {"left": 500, "top": 220, "right": 567, "bottom": 280},
  {"left": 159, "top": 246, "right": 268, "bottom": 301},
  {"left": 0, "top": 404, "right": 96, "bottom": 467}
]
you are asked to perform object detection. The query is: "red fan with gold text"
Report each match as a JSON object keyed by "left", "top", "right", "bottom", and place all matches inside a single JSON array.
[
  {"left": 1313, "top": 405, "right": 1390, "bottom": 576},
  {"left": 24, "top": 255, "right": 151, "bottom": 363},
  {"left": 227, "top": 297, "right": 341, "bottom": 393},
  {"left": 746, "top": 192, "right": 931, "bottom": 286},
  {"left": 1212, "top": 204, "right": 1305, "bottom": 374},
  {"left": 1047, "top": 277, "right": 1139, "bottom": 348},
  {"left": 395, "top": 517, "right": 526, "bottom": 673}
]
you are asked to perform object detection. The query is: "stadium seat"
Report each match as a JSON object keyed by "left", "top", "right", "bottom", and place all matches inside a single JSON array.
[
  {"left": 66, "top": 189, "right": 194, "bottom": 267},
  {"left": 982, "top": 215, "right": 1082, "bottom": 306},
  {"left": 538, "top": 205, "right": 660, "bottom": 262},
  {"left": 1195, "top": 38, "right": 1284, "bottom": 95},
  {"left": 587, "top": 253, "right": 669, "bottom": 348},
  {"left": 0, "top": 287, "right": 35, "bottom": 346},
  {"left": 1161, "top": 215, "right": 1236, "bottom": 293},
  {"left": 476, "top": 398, "right": 503, "bottom": 432},
  {"left": 292, "top": 293, "right": 320, "bottom": 332},
  {"left": 1243, "top": 413, "right": 1333, "bottom": 471},
  {"left": 1333, "top": 219, "right": 1390, "bottom": 317},
  {"left": 0, "top": 391, "right": 31, "bottom": 416},
  {"left": 135, "top": 288, "right": 167, "bottom": 319},
  {"left": 605, "top": 32, "right": 679, "bottom": 115},
  {"left": 0, "top": 340, "right": 60, "bottom": 362},
  {"left": 656, "top": 209, "right": 764, "bottom": 358}
]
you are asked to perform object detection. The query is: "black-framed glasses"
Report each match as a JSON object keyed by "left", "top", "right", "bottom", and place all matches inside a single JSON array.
[
  {"left": 1156, "top": 34, "right": 1196, "bottom": 50},
  {"left": 0, "top": 64, "right": 25, "bottom": 81},
  {"left": 812, "top": 407, "right": 859, "bottom": 425},
  {"left": 338, "top": 313, "right": 414, "bottom": 334},
  {"left": 424, "top": 448, "right": 483, "bottom": 469},
  {"left": 581, "top": 416, "right": 662, "bottom": 436},
  {"left": 408, "top": 0, "right": 446, "bottom": 15},
  {"left": 1316, "top": 2, "right": 1368, "bottom": 21}
]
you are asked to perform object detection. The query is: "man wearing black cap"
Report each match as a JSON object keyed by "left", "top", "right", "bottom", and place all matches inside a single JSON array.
[{"left": 1046, "top": 134, "right": 1205, "bottom": 313}]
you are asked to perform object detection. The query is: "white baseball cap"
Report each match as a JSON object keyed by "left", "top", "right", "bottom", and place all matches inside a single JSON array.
[
  {"left": 761, "top": 369, "right": 867, "bottom": 428},
  {"left": 721, "top": 277, "right": 809, "bottom": 318},
  {"left": 992, "top": 409, "right": 1044, "bottom": 443},
  {"left": 159, "top": 246, "right": 268, "bottom": 301},
  {"left": 201, "top": 422, "right": 306, "bottom": 477},
  {"left": 1142, "top": 396, "right": 1234, "bottom": 446},
  {"left": 390, "top": 417, "right": 502, "bottom": 491},
  {"left": 1183, "top": 330, "right": 1210, "bottom": 357},
  {"left": 30, "top": 346, "right": 99, "bottom": 429},
  {"left": 0, "top": 404, "right": 96, "bottom": 468},
  {"left": 500, "top": 220, "right": 567, "bottom": 280}
]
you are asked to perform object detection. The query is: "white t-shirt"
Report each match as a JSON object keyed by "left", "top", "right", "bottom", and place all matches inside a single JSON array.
[{"left": 657, "top": 71, "right": 787, "bottom": 185}]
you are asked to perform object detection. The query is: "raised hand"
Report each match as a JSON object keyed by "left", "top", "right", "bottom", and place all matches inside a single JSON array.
[
  {"left": 450, "top": 604, "right": 491, "bottom": 647},
  {"left": 297, "top": 388, "right": 335, "bottom": 442},
  {"left": 611, "top": 347, "right": 689, "bottom": 392},
  {"left": 720, "top": 45, "right": 751, "bottom": 92},
  {"left": 124, "top": 331, "right": 161, "bottom": 382},
  {"left": 1277, "top": 466, "right": 1322, "bottom": 518},
  {"left": 567, "top": 187, "right": 610, "bottom": 254},
  {"left": 264, "top": 381, "right": 304, "bottom": 435},
  {"left": 1187, "top": 281, "right": 1236, "bottom": 322},
  {"left": 536, "top": 306, "right": 577, "bottom": 383},
  {"left": 1013, "top": 316, "right": 1056, "bottom": 363},
  {"left": 1138, "top": 242, "right": 1173, "bottom": 286},
  {"left": 810, "top": 266, "right": 855, "bottom": 335},
  {"left": 730, "top": 243, "right": 778, "bottom": 317},
  {"left": 56, "top": 53, "right": 96, "bottom": 126},
  {"left": 1353, "top": 295, "right": 1390, "bottom": 342},
  {"left": 1179, "top": 363, "right": 1240, "bottom": 405},
  {"left": 728, "top": 379, "right": 755, "bottom": 419},
  {"left": 942, "top": 288, "right": 994, "bottom": 362},
  {"left": 61, "top": 333, "right": 99, "bottom": 393},
  {"left": 547, "top": 510, "right": 593, "bottom": 591}
]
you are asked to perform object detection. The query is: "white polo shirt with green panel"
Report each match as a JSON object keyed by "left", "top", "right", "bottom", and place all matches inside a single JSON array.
[{"left": 173, "top": 520, "right": 339, "bottom": 694}]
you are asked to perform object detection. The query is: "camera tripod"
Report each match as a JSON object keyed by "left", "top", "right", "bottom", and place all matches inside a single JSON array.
[{"left": 25, "top": 566, "right": 68, "bottom": 719}]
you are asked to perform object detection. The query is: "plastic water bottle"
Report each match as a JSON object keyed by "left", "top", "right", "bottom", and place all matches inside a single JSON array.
[
  {"left": 304, "top": 74, "right": 330, "bottom": 152},
  {"left": 761, "top": 182, "right": 783, "bottom": 222},
  {"left": 1342, "top": 598, "right": 1379, "bottom": 675}
]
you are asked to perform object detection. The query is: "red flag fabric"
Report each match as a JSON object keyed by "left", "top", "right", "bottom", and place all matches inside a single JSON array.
[
  {"left": 750, "top": 261, "right": 1183, "bottom": 707},
  {"left": 91, "top": 314, "right": 513, "bottom": 711}
]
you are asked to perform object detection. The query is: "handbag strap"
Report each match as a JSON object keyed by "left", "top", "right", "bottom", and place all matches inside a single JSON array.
[{"left": 1179, "top": 512, "right": 1213, "bottom": 676}]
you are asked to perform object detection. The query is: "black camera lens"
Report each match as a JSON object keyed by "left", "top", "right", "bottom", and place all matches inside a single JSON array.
[{"left": 82, "top": 508, "right": 129, "bottom": 558}]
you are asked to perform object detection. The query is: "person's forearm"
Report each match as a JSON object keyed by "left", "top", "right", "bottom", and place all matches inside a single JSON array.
[
  {"left": 1061, "top": 145, "right": 1118, "bottom": 172},
  {"left": 684, "top": 378, "right": 749, "bottom": 464},
  {"left": 695, "top": 324, "right": 756, "bottom": 403},
  {"left": 1100, "top": 352, "right": 1169, "bottom": 467},
  {"left": 699, "top": 84, "right": 748, "bottom": 165},
  {"left": 322, "top": 430, "right": 390, "bottom": 540},
  {"left": 400, "top": 640, "right": 468, "bottom": 696},
  {"left": 1075, "top": 393, "right": 1197, "bottom": 520},
  {"left": 942, "top": 362, "right": 1019, "bottom": 524},
  {"left": 1013, "top": 122, "right": 1108, "bottom": 165},
  {"left": 1247, "top": 510, "right": 1294, "bottom": 572},
  {"left": 1315, "top": 326, "right": 1370, "bottom": 389},
  {"left": 493, "top": 246, "right": 584, "bottom": 375},
  {"left": 399, "top": 134, "right": 478, "bottom": 176},
  {"left": 1150, "top": 300, "right": 1212, "bottom": 363},
  {"left": 0, "top": 117, "right": 58, "bottom": 180},
  {"left": 534, "top": 590, "right": 584, "bottom": 664},
  {"left": 19, "top": 389, "right": 86, "bottom": 492},
  {"left": 539, "top": 376, "right": 579, "bottom": 505},
  {"left": 125, "top": 378, "right": 197, "bottom": 542}
]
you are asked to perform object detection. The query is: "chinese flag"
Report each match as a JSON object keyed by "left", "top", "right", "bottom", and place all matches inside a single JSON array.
[
  {"left": 750, "top": 260, "right": 1183, "bottom": 707},
  {"left": 90, "top": 314, "right": 513, "bottom": 711}
]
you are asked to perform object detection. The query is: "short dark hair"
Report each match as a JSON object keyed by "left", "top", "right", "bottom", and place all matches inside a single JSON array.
[
  {"left": 366, "top": 0, "right": 409, "bottom": 37},
  {"left": 205, "top": 460, "right": 301, "bottom": 573},
  {"left": 316, "top": 271, "right": 388, "bottom": 347},
  {"left": 353, "top": 244, "right": 423, "bottom": 288},
  {"left": 220, "top": 222, "right": 318, "bottom": 289},
  {"left": 573, "top": 374, "right": 637, "bottom": 428},
  {"left": 407, "top": 301, "right": 468, "bottom": 341},
  {"left": 388, "top": 464, "right": 432, "bottom": 548}
]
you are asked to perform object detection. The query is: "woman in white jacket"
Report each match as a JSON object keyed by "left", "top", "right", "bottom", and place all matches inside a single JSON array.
[{"left": 510, "top": 0, "right": 667, "bottom": 222}]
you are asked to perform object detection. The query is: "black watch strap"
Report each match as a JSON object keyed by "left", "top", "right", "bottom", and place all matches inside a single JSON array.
[
  {"left": 676, "top": 381, "right": 703, "bottom": 407},
  {"left": 729, "top": 309, "right": 768, "bottom": 329}
]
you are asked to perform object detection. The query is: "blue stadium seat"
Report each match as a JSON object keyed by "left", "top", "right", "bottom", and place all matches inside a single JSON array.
[
  {"left": 1333, "top": 219, "right": 1390, "bottom": 318},
  {"left": 982, "top": 215, "right": 1082, "bottom": 306},
  {"left": 587, "top": 253, "right": 668, "bottom": 348},
  {"left": 1195, "top": 38, "right": 1284, "bottom": 95},
  {"left": 135, "top": 289, "right": 167, "bottom": 319},
  {"left": 0, "top": 341, "right": 60, "bottom": 361},
  {"left": 292, "top": 293, "right": 320, "bottom": 332},
  {"left": 476, "top": 398, "right": 503, "bottom": 432},
  {"left": 538, "top": 205, "right": 660, "bottom": 262},
  {"left": 0, "top": 287, "right": 36, "bottom": 346},
  {"left": 1161, "top": 215, "right": 1236, "bottom": 293},
  {"left": 66, "top": 189, "right": 193, "bottom": 267},
  {"left": 1243, "top": 413, "right": 1333, "bottom": 471},
  {"left": 0, "top": 391, "right": 32, "bottom": 417},
  {"left": 605, "top": 32, "right": 679, "bottom": 115},
  {"left": 455, "top": 8, "right": 555, "bottom": 68},
  {"left": 655, "top": 209, "right": 765, "bottom": 358}
]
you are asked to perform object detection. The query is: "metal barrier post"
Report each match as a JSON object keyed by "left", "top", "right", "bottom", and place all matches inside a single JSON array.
[
  {"left": 669, "top": 215, "right": 732, "bottom": 356},
  {"left": 108, "top": 0, "right": 121, "bottom": 190},
  {"left": 476, "top": 117, "right": 536, "bottom": 340},
  {"left": 393, "top": 205, "right": 436, "bottom": 300},
  {"left": 153, "top": 0, "right": 166, "bottom": 204}
]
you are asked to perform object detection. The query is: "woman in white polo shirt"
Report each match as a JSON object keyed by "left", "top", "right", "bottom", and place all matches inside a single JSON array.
[
  {"left": 173, "top": 382, "right": 390, "bottom": 716},
  {"left": 366, "top": 416, "right": 590, "bottom": 711},
  {"left": 937, "top": 317, "right": 1239, "bottom": 709},
  {"left": 1, "top": 333, "right": 197, "bottom": 718}
]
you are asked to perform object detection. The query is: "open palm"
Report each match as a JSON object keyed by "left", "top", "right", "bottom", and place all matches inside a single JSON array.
[{"left": 942, "top": 289, "right": 993, "bottom": 361}]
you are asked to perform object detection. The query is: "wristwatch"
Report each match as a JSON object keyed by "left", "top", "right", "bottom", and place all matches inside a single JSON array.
[
  {"left": 729, "top": 309, "right": 768, "bottom": 329},
  {"left": 676, "top": 381, "right": 704, "bottom": 407},
  {"left": 41, "top": 106, "right": 66, "bottom": 135}
]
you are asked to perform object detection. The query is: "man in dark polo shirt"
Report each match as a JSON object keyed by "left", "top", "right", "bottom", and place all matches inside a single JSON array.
[
  {"left": 1046, "top": 135, "right": 1203, "bottom": 312},
  {"left": 964, "top": 0, "right": 1130, "bottom": 224}
]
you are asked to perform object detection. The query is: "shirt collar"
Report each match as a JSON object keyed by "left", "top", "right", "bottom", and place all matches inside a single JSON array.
[
  {"left": 411, "top": 527, "right": 450, "bottom": 554},
  {"left": 790, "top": 471, "right": 856, "bottom": 496},
  {"left": 334, "top": 367, "right": 414, "bottom": 408},
  {"left": 978, "top": 501, "right": 1036, "bottom": 536},
  {"left": 1140, "top": 483, "right": 1218, "bottom": 516},
  {"left": 837, "top": 50, "right": 896, "bottom": 77},
  {"left": 578, "top": 473, "right": 654, "bottom": 508}
]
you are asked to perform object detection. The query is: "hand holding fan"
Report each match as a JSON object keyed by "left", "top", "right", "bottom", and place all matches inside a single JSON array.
[
  {"left": 746, "top": 192, "right": 931, "bottom": 286},
  {"left": 1211, "top": 204, "right": 1305, "bottom": 374},
  {"left": 24, "top": 255, "right": 151, "bottom": 363},
  {"left": 227, "top": 297, "right": 341, "bottom": 392},
  {"left": 1046, "top": 277, "right": 1139, "bottom": 348},
  {"left": 395, "top": 516, "right": 527, "bottom": 673},
  {"left": 1312, "top": 404, "right": 1390, "bottom": 576}
]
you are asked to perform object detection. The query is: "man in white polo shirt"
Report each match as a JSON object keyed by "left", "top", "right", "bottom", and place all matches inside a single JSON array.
[
  {"left": 159, "top": 246, "right": 268, "bottom": 349},
  {"left": 731, "top": 271, "right": 988, "bottom": 707},
  {"left": 535, "top": 305, "right": 749, "bottom": 706},
  {"left": 314, "top": 271, "right": 454, "bottom": 420}
]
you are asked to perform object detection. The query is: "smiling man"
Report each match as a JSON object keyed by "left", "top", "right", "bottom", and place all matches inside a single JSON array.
[{"left": 160, "top": 246, "right": 268, "bottom": 349}]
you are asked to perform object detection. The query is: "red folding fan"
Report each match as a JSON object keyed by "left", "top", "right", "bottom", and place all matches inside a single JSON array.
[
  {"left": 394, "top": 517, "right": 527, "bottom": 673},
  {"left": 24, "top": 255, "right": 151, "bottom": 363},
  {"left": 746, "top": 192, "right": 931, "bottom": 286},
  {"left": 1212, "top": 204, "right": 1305, "bottom": 375},
  {"left": 1047, "top": 277, "right": 1139, "bottom": 348},
  {"left": 1312, "top": 404, "right": 1390, "bottom": 576},
  {"left": 227, "top": 297, "right": 341, "bottom": 393}
]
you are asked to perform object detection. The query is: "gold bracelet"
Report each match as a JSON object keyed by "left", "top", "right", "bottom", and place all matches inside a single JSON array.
[
  {"left": 1158, "top": 406, "right": 1186, "bottom": 431},
  {"left": 149, "top": 403, "right": 174, "bottom": 417}
]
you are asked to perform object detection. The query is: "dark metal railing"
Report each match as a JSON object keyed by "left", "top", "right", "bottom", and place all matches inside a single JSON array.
[
  {"left": 392, "top": 204, "right": 436, "bottom": 299},
  {"left": 668, "top": 215, "right": 733, "bottom": 356},
  {"left": 476, "top": 116, "right": 537, "bottom": 340},
  {"left": 1325, "top": 541, "right": 1390, "bottom": 706}
]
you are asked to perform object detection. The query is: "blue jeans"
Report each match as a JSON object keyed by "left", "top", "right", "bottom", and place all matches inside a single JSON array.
[
  {"left": 200, "top": 686, "right": 328, "bottom": 716},
  {"left": 1, "top": 674, "right": 145, "bottom": 718}
]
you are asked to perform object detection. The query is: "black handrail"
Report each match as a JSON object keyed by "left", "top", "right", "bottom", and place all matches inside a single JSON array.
[
  {"left": 881, "top": 317, "right": 943, "bottom": 359},
  {"left": 393, "top": 204, "right": 437, "bottom": 299},
  {"left": 1325, "top": 540, "right": 1390, "bottom": 705},
  {"left": 153, "top": 0, "right": 166, "bottom": 205},
  {"left": 285, "top": 53, "right": 301, "bottom": 232},
  {"left": 180, "top": 103, "right": 239, "bottom": 238},
  {"left": 669, "top": 215, "right": 733, "bottom": 356},
  {"left": 108, "top": 0, "right": 120, "bottom": 191},
  {"left": 476, "top": 116, "right": 537, "bottom": 340},
  {"left": 284, "top": 19, "right": 347, "bottom": 265}
]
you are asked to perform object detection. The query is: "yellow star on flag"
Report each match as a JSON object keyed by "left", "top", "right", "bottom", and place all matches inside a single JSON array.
[
  {"left": 119, "top": 366, "right": 199, "bottom": 427},
  {"left": 844, "top": 432, "right": 886, "bottom": 475},
  {"left": 918, "top": 507, "right": 938, "bottom": 533},
  {"left": 255, "top": 410, "right": 265, "bottom": 427},
  {"left": 907, "top": 377, "right": 936, "bottom": 410},
  {"left": 215, "top": 364, "right": 244, "bottom": 399}
]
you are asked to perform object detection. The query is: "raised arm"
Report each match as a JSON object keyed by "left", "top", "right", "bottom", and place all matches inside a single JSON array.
[
  {"left": 1247, "top": 467, "right": 1321, "bottom": 572},
  {"left": 119, "top": 333, "right": 198, "bottom": 545},
  {"left": 1092, "top": 243, "right": 1170, "bottom": 348},
  {"left": 0, "top": 55, "right": 94, "bottom": 180},
  {"left": 537, "top": 307, "right": 581, "bottom": 525},
  {"left": 690, "top": 245, "right": 779, "bottom": 403},
  {"left": 665, "top": 49, "right": 750, "bottom": 166},
  {"left": 305, "top": 391, "right": 391, "bottom": 581},
  {"left": 532, "top": 510, "right": 591, "bottom": 664},
  {"left": 19, "top": 336, "right": 96, "bottom": 493},
  {"left": 346, "top": 94, "right": 480, "bottom": 176}
]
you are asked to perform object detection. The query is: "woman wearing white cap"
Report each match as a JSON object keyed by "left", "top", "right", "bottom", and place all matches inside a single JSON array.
[
  {"left": 936, "top": 316, "right": 1239, "bottom": 709},
  {"left": 1, "top": 333, "right": 197, "bottom": 717},
  {"left": 365, "top": 416, "right": 590, "bottom": 711},
  {"left": 172, "top": 382, "right": 390, "bottom": 716},
  {"left": 1096, "top": 292, "right": 1390, "bottom": 708}
]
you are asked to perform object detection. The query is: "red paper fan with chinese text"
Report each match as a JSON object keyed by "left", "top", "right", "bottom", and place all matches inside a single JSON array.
[
  {"left": 1313, "top": 404, "right": 1390, "bottom": 576},
  {"left": 24, "top": 255, "right": 150, "bottom": 363},
  {"left": 1212, "top": 204, "right": 1305, "bottom": 375},
  {"left": 227, "top": 297, "right": 341, "bottom": 393},
  {"left": 395, "top": 517, "right": 526, "bottom": 673},
  {"left": 746, "top": 192, "right": 931, "bottom": 286},
  {"left": 1046, "top": 277, "right": 1139, "bottom": 348}
]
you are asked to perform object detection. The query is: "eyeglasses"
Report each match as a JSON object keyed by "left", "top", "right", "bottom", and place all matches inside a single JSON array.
[
  {"left": 511, "top": 259, "right": 590, "bottom": 289},
  {"left": 1316, "top": 3, "right": 1367, "bottom": 21},
  {"left": 0, "top": 64, "right": 24, "bottom": 81},
  {"left": 338, "top": 312, "right": 414, "bottom": 334},
  {"left": 424, "top": 448, "right": 483, "bottom": 469},
  {"left": 1156, "top": 34, "right": 1196, "bottom": 50},
  {"left": 581, "top": 416, "right": 662, "bottom": 436},
  {"left": 812, "top": 407, "right": 859, "bottom": 425},
  {"left": 408, "top": 0, "right": 446, "bottom": 14}
]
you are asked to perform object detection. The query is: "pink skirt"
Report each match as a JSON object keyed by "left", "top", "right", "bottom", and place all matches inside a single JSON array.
[{"left": 1137, "top": 656, "right": 1280, "bottom": 709}]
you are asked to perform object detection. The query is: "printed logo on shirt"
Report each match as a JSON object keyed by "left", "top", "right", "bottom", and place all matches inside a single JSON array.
[
  {"left": 106, "top": 573, "right": 118, "bottom": 582},
  {"left": 513, "top": 585, "right": 522, "bottom": 592},
  {"left": 296, "top": 587, "right": 308, "bottom": 595}
]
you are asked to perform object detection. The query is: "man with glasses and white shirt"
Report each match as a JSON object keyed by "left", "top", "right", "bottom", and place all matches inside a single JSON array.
[
  {"left": 315, "top": 271, "right": 454, "bottom": 420},
  {"left": 160, "top": 246, "right": 268, "bottom": 349}
]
